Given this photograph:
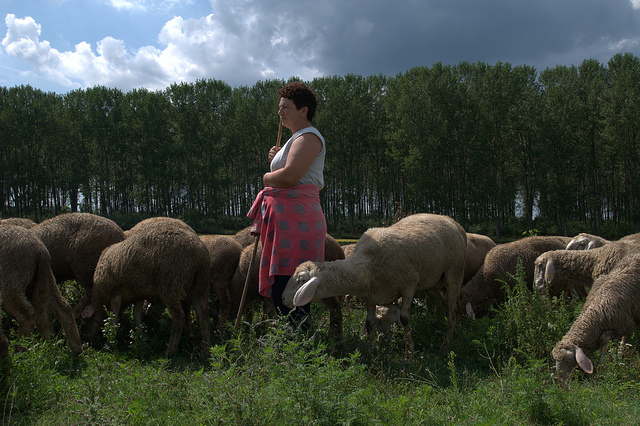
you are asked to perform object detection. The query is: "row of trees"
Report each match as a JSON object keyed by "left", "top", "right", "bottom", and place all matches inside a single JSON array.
[{"left": 1, "top": 53, "right": 639, "bottom": 238}]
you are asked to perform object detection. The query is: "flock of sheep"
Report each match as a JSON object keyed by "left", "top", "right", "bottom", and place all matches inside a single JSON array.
[{"left": 0, "top": 212, "right": 639, "bottom": 381}]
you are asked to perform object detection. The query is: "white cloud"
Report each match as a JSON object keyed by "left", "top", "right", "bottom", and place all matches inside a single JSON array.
[
  {"left": 0, "top": 9, "right": 322, "bottom": 92},
  {"left": 632, "top": 0, "right": 640, "bottom": 10},
  {"left": 106, "top": 0, "right": 147, "bottom": 11}
]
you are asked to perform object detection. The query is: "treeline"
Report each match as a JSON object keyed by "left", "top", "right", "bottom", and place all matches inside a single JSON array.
[{"left": 1, "top": 53, "right": 639, "bottom": 238}]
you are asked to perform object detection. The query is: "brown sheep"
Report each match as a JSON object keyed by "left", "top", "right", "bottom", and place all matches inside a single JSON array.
[
  {"left": 125, "top": 216, "right": 196, "bottom": 237},
  {"left": 231, "top": 234, "right": 344, "bottom": 340},
  {"left": 0, "top": 217, "right": 37, "bottom": 229},
  {"left": 461, "top": 236, "right": 572, "bottom": 319},
  {"left": 31, "top": 212, "right": 126, "bottom": 319},
  {"left": 82, "top": 218, "right": 210, "bottom": 357},
  {"left": 0, "top": 225, "right": 82, "bottom": 356},
  {"left": 232, "top": 226, "right": 255, "bottom": 248},
  {"left": 552, "top": 254, "right": 640, "bottom": 380},
  {"left": 199, "top": 235, "right": 243, "bottom": 330},
  {"left": 533, "top": 240, "right": 640, "bottom": 299}
]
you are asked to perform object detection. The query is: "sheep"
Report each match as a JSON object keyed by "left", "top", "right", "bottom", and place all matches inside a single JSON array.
[
  {"left": 81, "top": 218, "right": 210, "bottom": 357},
  {"left": 0, "top": 225, "right": 82, "bottom": 356},
  {"left": 282, "top": 213, "right": 467, "bottom": 350},
  {"left": 30, "top": 212, "right": 126, "bottom": 319},
  {"left": 552, "top": 254, "right": 640, "bottom": 380},
  {"left": 0, "top": 217, "right": 37, "bottom": 229},
  {"left": 369, "top": 304, "right": 403, "bottom": 343},
  {"left": 199, "top": 234, "right": 243, "bottom": 330},
  {"left": 461, "top": 236, "right": 572, "bottom": 320},
  {"left": 230, "top": 234, "right": 344, "bottom": 340},
  {"left": 125, "top": 216, "right": 196, "bottom": 237},
  {"left": 619, "top": 233, "right": 640, "bottom": 243},
  {"left": 232, "top": 226, "right": 256, "bottom": 248},
  {"left": 342, "top": 243, "right": 357, "bottom": 259},
  {"left": 565, "top": 233, "right": 609, "bottom": 250},
  {"left": 463, "top": 233, "right": 497, "bottom": 284},
  {"left": 372, "top": 232, "right": 495, "bottom": 341},
  {"left": 533, "top": 240, "right": 640, "bottom": 299}
]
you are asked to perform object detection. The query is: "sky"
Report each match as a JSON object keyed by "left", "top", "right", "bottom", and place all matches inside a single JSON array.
[{"left": 1, "top": 0, "right": 640, "bottom": 94}]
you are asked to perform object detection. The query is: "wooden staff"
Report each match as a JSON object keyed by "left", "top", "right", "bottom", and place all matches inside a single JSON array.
[{"left": 234, "top": 120, "right": 283, "bottom": 330}]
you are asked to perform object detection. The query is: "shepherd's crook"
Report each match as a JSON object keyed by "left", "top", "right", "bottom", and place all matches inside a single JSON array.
[{"left": 234, "top": 120, "right": 283, "bottom": 329}]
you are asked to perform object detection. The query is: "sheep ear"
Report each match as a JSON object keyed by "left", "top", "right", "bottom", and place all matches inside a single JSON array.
[
  {"left": 465, "top": 302, "right": 476, "bottom": 320},
  {"left": 81, "top": 304, "right": 96, "bottom": 319},
  {"left": 293, "top": 277, "right": 320, "bottom": 306},
  {"left": 545, "top": 259, "right": 555, "bottom": 283},
  {"left": 586, "top": 241, "right": 597, "bottom": 250},
  {"left": 576, "top": 347, "right": 594, "bottom": 374}
]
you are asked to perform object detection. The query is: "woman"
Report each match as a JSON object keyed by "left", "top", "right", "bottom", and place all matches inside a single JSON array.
[{"left": 247, "top": 81, "right": 326, "bottom": 329}]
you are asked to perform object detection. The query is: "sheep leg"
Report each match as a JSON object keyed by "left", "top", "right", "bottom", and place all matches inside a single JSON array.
[
  {"left": 182, "top": 300, "right": 195, "bottom": 338},
  {"left": 443, "top": 269, "right": 463, "bottom": 352},
  {"left": 213, "top": 286, "right": 231, "bottom": 331},
  {"left": 323, "top": 296, "right": 343, "bottom": 341},
  {"left": 364, "top": 303, "right": 377, "bottom": 340},
  {"left": 191, "top": 296, "right": 210, "bottom": 353},
  {"left": 109, "top": 293, "right": 123, "bottom": 326},
  {"left": 2, "top": 292, "right": 36, "bottom": 339},
  {"left": 32, "top": 274, "right": 53, "bottom": 339},
  {"left": 164, "top": 299, "right": 186, "bottom": 357},
  {"left": 46, "top": 275, "right": 82, "bottom": 356},
  {"left": 398, "top": 295, "right": 415, "bottom": 353}
]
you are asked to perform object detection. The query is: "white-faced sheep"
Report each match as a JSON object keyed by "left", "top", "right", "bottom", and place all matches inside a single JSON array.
[
  {"left": 82, "top": 218, "right": 210, "bottom": 357},
  {"left": 230, "top": 234, "right": 344, "bottom": 340},
  {"left": 342, "top": 243, "right": 357, "bottom": 259},
  {"left": 552, "top": 254, "right": 640, "bottom": 380},
  {"left": 0, "top": 217, "right": 37, "bottom": 229},
  {"left": 565, "top": 233, "right": 609, "bottom": 250},
  {"left": 0, "top": 225, "right": 82, "bottom": 356},
  {"left": 533, "top": 240, "right": 640, "bottom": 299},
  {"left": 31, "top": 212, "right": 126, "bottom": 319},
  {"left": 461, "top": 236, "right": 572, "bottom": 320},
  {"left": 372, "top": 232, "right": 495, "bottom": 341},
  {"left": 283, "top": 213, "right": 467, "bottom": 350},
  {"left": 199, "top": 234, "right": 243, "bottom": 330}
]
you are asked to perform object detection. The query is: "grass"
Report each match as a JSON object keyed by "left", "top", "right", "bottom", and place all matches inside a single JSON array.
[{"left": 2, "top": 265, "right": 640, "bottom": 425}]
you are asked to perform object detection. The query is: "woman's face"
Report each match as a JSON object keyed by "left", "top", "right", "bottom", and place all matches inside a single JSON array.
[{"left": 278, "top": 97, "right": 307, "bottom": 131}]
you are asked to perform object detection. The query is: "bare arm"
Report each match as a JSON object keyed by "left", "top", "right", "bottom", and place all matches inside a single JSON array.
[{"left": 263, "top": 133, "right": 322, "bottom": 188}]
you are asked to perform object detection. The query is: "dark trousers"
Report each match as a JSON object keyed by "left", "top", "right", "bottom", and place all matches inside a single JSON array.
[{"left": 271, "top": 275, "right": 310, "bottom": 330}]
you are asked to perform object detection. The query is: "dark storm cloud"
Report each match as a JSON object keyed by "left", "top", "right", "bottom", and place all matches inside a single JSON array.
[{"left": 303, "top": 0, "right": 640, "bottom": 77}]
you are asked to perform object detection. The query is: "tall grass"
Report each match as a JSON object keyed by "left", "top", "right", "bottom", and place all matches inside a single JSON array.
[{"left": 2, "top": 265, "right": 640, "bottom": 424}]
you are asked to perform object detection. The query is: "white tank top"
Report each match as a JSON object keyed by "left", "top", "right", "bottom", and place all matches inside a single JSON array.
[{"left": 270, "top": 126, "right": 325, "bottom": 189}]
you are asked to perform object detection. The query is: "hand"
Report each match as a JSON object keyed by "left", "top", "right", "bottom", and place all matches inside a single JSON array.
[{"left": 268, "top": 146, "right": 281, "bottom": 163}]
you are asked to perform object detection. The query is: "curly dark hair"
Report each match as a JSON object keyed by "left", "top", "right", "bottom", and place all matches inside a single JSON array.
[{"left": 278, "top": 81, "right": 318, "bottom": 122}]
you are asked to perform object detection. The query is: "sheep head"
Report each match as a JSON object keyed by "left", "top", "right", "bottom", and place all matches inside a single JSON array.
[
  {"left": 552, "top": 344, "right": 594, "bottom": 380},
  {"left": 533, "top": 255, "right": 555, "bottom": 294},
  {"left": 283, "top": 261, "right": 321, "bottom": 308},
  {"left": 566, "top": 233, "right": 606, "bottom": 250},
  {"left": 373, "top": 304, "right": 402, "bottom": 342}
]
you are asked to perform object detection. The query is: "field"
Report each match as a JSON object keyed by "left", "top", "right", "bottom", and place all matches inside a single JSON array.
[{"left": 1, "top": 265, "right": 640, "bottom": 425}]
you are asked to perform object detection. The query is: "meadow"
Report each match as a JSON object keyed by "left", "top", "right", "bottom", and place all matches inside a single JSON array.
[{"left": 1, "top": 263, "right": 640, "bottom": 425}]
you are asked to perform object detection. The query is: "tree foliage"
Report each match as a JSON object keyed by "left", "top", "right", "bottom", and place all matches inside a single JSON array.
[{"left": 1, "top": 55, "right": 639, "bottom": 237}]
